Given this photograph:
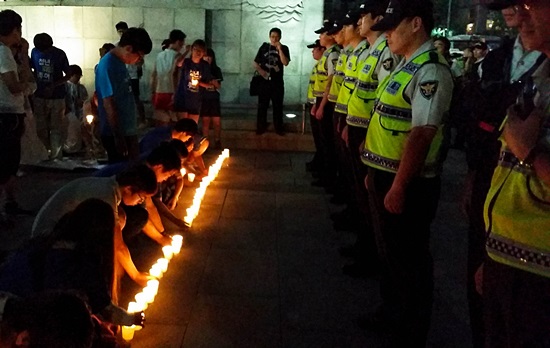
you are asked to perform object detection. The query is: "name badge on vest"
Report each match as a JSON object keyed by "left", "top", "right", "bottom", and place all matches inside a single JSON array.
[
  {"left": 347, "top": 61, "right": 353, "bottom": 70},
  {"left": 362, "top": 64, "right": 372, "bottom": 74},
  {"left": 386, "top": 81, "right": 401, "bottom": 95}
]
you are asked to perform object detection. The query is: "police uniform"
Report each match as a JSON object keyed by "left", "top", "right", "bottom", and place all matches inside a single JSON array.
[
  {"left": 307, "top": 45, "right": 322, "bottom": 171},
  {"left": 313, "top": 44, "right": 341, "bottom": 182},
  {"left": 343, "top": 33, "right": 401, "bottom": 270},
  {"left": 363, "top": 40, "right": 453, "bottom": 343},
  {"left": 482, "top": 57, "right": 550, "bottom": 347}
]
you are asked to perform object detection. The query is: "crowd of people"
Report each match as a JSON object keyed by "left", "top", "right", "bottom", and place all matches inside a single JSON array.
[
  {"left": 0, "top": 8, "right": 224, "bottom": 346},
  {"left": 304, "top": 0, "right": 549, "bottom": 347}
]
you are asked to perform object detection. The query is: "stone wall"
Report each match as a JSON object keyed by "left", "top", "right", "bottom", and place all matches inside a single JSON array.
[{"left": 1, "top": 0, "right": 323, "bottom": 106}]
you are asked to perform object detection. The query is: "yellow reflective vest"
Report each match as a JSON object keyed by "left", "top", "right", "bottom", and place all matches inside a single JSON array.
[
  {"left": 335, "top": 41, "right": 369, "bottom": 115},
  {"left": 313, "top": 45, "right": 340, "bottom": 98},
  {"left": 484, "top": 116, "right": 550, "bottom": 278},
  {"left": 361, "top": 50, "right": 447, "bottom": 177},
  {"left": 307, "top": 64, "right": 316, "bottom": 104},
  {"left": 328, "top": 45, "right": 352, "bottom": 103},
  {"left": 347, "top": 39, "right": 388, "bottom": 128}
]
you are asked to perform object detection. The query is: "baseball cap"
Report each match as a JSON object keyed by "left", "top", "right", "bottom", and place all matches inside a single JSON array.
[
  {"left": 341, "top": 11, "right": 362, "bottom": 26},
  {"left": 358, "top": 0, "right": 389, "bottom": 15},
  {"left": 371, "top": 0, "right": 434, "bottom": 32},
  {"left": 314, "top": 19, "right": 333, "bottom": 34},
  {"left": 472, "top": 42, "right": 488, "bottom": 50},
  {"left": 306, "top": 39, "right": 323, "bottom": 49},
  {"left": 327, "top": 18, "right": 344, "bottom": 35},
  {"left": 485, "top": 0, "right": 516, "bottom": 10}
]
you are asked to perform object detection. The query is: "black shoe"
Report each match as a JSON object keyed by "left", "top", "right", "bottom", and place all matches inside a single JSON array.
[
  {"left": 276, "top": 130, "right": 286, "bottom": 136},
  {"left": 342, "top": 262, "right": 379, "bottom": 279},
  {"left": 311, "top": 179, "right": 330, "bottom": 187},
  {"left": 329, "top": 194, "right": 347, "bottom": 205},
  {"left": 333, "top": 217, "right": 359, "bottom": 232},
  {"left": 306, "top": 161, "right": 322, "bottom": 172},
  {"left": 0, "top": 213, "right": 15, "bottom": 229},
  {"left": 330, "top": 209, "right": 350, "bottom": 222},
  {"left": 338, "top": 245, "right": 357, "bottom": 258},
  {"left": 357, "top": 305, "right": 401, "bottom": 334},
  {"left": 311, "top": 171, "right": 321, "bottom": 179},
  {"left": 256, "top": 128, "right": 266, "bottom": 135},
  {"left": 4, "top": 201, "right": 34, "bottom": 216}
]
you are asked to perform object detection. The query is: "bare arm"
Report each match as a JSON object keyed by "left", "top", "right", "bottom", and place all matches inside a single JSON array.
[
  {"left": 277, "top": 45, "right": 289, "bottom": 66},
  {"left": 0, "top": 71, "right": 27, "bottom": 94}
]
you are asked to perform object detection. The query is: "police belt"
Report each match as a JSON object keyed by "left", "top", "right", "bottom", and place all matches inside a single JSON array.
[
  {"left": 487, "top": 235, "right": 550, "bottom": 272},
  {"left": 374, "top": 103, "right": 412, "bottom": 120},
  {"left": 357, "top": 81, "right": 378, "bottom": 91}
]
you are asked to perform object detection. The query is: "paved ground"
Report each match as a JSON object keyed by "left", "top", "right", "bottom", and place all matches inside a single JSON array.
[{"left": 1, "top": 147, "right": 471, "bottom": 348}]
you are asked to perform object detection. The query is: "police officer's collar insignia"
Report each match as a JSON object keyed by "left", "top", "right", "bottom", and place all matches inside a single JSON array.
[
  {"left": 382, "top": 58, "right": 393, "bottom": 71},
  {"left": 420, "top": 81, "right": 438, "bottom": 100}
]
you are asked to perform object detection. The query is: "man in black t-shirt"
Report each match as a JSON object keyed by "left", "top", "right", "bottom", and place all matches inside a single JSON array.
[{"left": 253, "top": 27, "right": 291, "bottom": 135}]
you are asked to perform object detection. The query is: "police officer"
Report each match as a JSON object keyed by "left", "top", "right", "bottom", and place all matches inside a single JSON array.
[
  {"left": 330, "top": 11, "right": 369, "bottom": 232},
  {"left": 305, "top": 39, "right": 326, "bottom": 173},
  {"left": 462, "top": 1, "right": 544, "bottom": 346},
  {"left": 340, "top": 0, "right": 401, "bottom": 276},
  {"left": 310, "top": 20, "right": 341, "bottom": 186},
  {"left": 477, "top": 0, "right": 550, "bottom": 346},
  {"left": 360, "top": 0, "right": 453, "bottom": 345}
]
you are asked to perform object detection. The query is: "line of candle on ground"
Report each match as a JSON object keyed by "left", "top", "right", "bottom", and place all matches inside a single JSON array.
[
  {"left": 121, "top": 150, "right": 228, "bottom": 341},
  {"left": 183, "top": 149, "right": 230, "bottom": 226}
]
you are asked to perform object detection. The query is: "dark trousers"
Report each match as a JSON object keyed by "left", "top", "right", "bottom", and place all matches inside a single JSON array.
[
  {"left": 367, "top": 168, "right": 440, "bottom": 346},
  {"left": 0, "top": 113, "right": 25, "bottom": 185},
  {"left": 101, "top": 135, "right": 140, "bottom": 164},
  {"left": 308, "top": 103, "right": 322, "bottom": 166},
  {"left": 257, "top": 78, "right": 284, "bottom": 132},
  {"left": 483, "top": 258, "right": 550, "bottom": 348},
  {"left": 348, "top": 126, "right": 377, "bottom": 262},
  {"left": 333, "top": 111, "right": 354, "bottom": 200},
  {"left": 316, "top": 98, "right": 337, "bottom": 180}
]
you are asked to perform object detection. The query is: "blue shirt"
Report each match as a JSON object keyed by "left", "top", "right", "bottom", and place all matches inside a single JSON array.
[
  {"left": 139, "top": 125, "right": 172, "bottom": 153},
  {"left": 30, "top": 46, "right": 69, "bottom": 99},
  {"left": 95, "top": 52, "right": 137, "bottom": 137}
]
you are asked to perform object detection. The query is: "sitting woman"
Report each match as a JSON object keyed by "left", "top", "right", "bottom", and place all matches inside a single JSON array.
[{"left": 0, "top": 199, "right": 143, "bottom": 327}]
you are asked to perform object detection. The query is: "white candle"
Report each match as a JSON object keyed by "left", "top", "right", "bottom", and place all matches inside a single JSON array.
[
  {"left": 188, "top": 173, "right": 195, "bottom": 182},
  {"left": 85, "top": 114, "right": 94, "bottom": 125},
  {"left": 157, "top": 258, "right": 168, "bottom": 273},
  {"left": 162, "top": 245, "right": 174, "bottom": 260},
  {"left": 150, "top": 264, "right": 163, "bottom": 278}
]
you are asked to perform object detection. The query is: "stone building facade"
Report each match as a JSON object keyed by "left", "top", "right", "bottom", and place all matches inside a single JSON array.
[{"left": 1, "top": 0, "right": 323, "bottom": 106}]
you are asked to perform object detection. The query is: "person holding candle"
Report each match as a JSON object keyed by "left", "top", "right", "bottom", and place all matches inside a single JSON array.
[
  {"left": 31, "top": 164, "right": 158, "bottom": 287},
  {"left": 0, "top": 199, "right": 145, "bottom": 329},
  {"left": 173, "top": 40, "right": 219, "bottom": 124}
]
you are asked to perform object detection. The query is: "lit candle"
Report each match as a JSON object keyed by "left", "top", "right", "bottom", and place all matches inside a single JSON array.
[
  {"left": 85, "top": 114, "right": 94, "bottom": 124},
  {"left": 157, "top": 258, "right": 168, "bottom": 273},
  {"left": 188, "top": 173, "right": 195, "bottom": 182},
  {"left": 180, "top": 168, "right": 186, "bottom": 176},
  {"left": 121, "top": 325, "right": 135, "bottom": 341},
  {"left": 162, "top": 245, "right": 174, "bottom": 260},
  {"left": 143, "top": 286, "right": 156, "bottom": 303},
  {"left": 134, "top": 293, "right": 148, "bottom": 311},
  {"left": 150, "top": 264, "right": 163, "bottom": 278}
]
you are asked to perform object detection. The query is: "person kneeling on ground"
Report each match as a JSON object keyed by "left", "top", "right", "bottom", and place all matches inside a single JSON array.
[{"left": 31, "top": 164, "right": 158, "bottom": 287}]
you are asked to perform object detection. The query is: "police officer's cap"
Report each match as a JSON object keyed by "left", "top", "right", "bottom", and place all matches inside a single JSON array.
[
  {"left": 314, "top": 19, "right": 333, "bottom": 34},
  {"left": 371, "top": 0, "right": 434, "bottom": 32},
  {"left": 485, "top": 0, "right": 516, "bottom": 10},
  {"left": 326, "top": 18, "right": 344, "bottom": 35},
  {"left": 341, "top": 10, "right": 362, "bottom": 26},
  {"left": 306, "top": 39, "right": 323, "bottom": 49},
  {"left": 358, "top": 0, "right": 390, "bottom": 15}
]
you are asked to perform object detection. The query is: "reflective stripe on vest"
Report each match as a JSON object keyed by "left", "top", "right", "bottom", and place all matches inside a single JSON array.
[
  {"left": 347, "top": 39, "right": 388, "bottom": 127},
  {"left": 328, "top": 47, "right": 352, "bottom": 103},
  {"left": 484, "top": 110, "right": 550, "bottom": 277},
  {"left": 307, "top": 65, "right": 316, "bottom": 104},
  {"left": 361, "top": 49, "right": 446, "bottom": 177},
  {"left": 335, "top": 41, "right": 369, "bottom": 114},
  {"left": 313, "top": 46, "right": 340, "bottom": 97}
]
